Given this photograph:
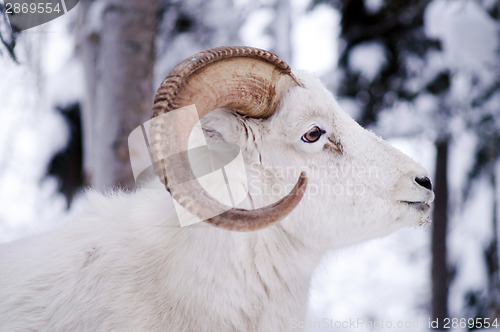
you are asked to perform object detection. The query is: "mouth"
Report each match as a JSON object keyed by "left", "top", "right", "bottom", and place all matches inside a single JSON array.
[{"left": 400, "top": 201, "right": 431, "bottom": 212}]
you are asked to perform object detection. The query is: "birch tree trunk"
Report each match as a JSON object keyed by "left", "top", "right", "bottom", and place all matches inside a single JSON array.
[
  {"left": 271, "top": 0, "right": 292, "bottom": 63},
  {"left": 77, "top": 0, "right": 159, "bottom": 190}
]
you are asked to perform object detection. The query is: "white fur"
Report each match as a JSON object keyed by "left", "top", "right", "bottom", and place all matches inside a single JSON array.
[{"left": 0, "top": 72, "right": 434, "bottom": 331}]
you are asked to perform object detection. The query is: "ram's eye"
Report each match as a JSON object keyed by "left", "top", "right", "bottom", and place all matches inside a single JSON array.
[{"left": 301, "top": 126, "right": 326, "bottom": 143}]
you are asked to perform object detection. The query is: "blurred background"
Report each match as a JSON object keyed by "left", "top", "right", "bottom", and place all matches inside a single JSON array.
[{"left": 0, "top": 0, "right": 499, "bottom": 330}]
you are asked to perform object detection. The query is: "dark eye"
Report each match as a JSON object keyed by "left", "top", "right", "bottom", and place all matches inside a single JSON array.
[{"left": 301, "top": 126, "right": 326, "bottom": 143}]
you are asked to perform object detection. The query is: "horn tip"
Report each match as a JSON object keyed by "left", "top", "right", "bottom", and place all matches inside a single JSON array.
[{"left": 298, "top": 171, "right": 308, "bottom": 190}]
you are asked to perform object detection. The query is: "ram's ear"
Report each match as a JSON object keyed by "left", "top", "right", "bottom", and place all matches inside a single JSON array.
[{"left": 200, "top": 108, "right": 248, "bottom": 146}]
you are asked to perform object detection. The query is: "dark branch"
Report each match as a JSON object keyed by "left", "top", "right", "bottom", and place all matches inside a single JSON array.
[{"left": 0, "top": 3, "right": 19, "bottom": 63}]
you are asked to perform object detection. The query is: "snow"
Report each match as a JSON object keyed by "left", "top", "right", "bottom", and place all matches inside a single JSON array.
[
  {"left": 306, "top": 227, "right": 432, "bottom": 332},
  {"left": 0, "top": 8, "right": 81, "bottom": 242},
  {"left": 388, "top": 137, "right": 436, "bottom": 177},
  {"left": 291, "top": 3, "right": 339, "bottom": 75},
  {"left": 338, "top": 97, "right": 362, "bottom": 120},
  {"left": 240, "top": 0, "right": 340, "bottom": 75},
  {"left": 448, "top": 126, "right": 478, "bottom": 203},
  {"left": 44, "top": 15, "right": 84, "bottom": 105},
  {"left": 425, "top": 0, "right": 499, "bottom": 71},
  {"left": 377, "top": 93, "right": 438, "bottom": 140},
  {"left": 348, "top": 42, "right": 387, "bottom": 81},
  {"left": 448, "top": 177, "right": 494, "bottom": 316},
  {"left": 365, "top": 0, "right": 384, "bottom": 14},
  {"left": 444, "top": 129, "right": 496, "bottom": 319},
  {"left": 239, "top": 7, "right": 275, "bottom": 51}
]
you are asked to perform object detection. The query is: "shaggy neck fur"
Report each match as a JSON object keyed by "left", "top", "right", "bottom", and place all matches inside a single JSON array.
[
  {"left": 2, "top": 187, "right": 321, "bottom": 331},
  {"left": 94, "top": 188, "right": 322, "bottom": 331},
  {"left": 1, "top": 187, "right": 321, "bottom": 331}
]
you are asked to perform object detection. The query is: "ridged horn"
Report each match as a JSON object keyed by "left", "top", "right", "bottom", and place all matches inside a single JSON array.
[{"left": 150, "top": 46, "right": 307, "bottom": 231}]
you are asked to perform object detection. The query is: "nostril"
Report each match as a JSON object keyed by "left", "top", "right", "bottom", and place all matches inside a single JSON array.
[{"left": 415, "top": 176, "right": 432, "bottom": 191}]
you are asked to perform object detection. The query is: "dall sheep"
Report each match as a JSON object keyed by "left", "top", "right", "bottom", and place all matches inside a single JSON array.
[{"left": 0, "top": 46, "right": 434, "bottom": 331}]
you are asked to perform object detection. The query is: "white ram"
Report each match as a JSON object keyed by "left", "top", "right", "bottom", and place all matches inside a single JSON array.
[{"left": 0, "top": 46, "right": 434, "bottom": 331}]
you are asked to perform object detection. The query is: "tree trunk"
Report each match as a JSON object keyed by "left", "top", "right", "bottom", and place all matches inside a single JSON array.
[
  {"left": 271, "top": 0, "right": 292, "bottom": 63},
  {"left": 78, "top": 0, "right": 159, "bottom": 190},
  {"left": 432, "top": 138, "right": 450, "bottom": 330}
]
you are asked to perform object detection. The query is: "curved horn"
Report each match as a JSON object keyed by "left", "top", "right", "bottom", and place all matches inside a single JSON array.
[{"left": 150, "top": 46, "right": 307, "bottom": 231}]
